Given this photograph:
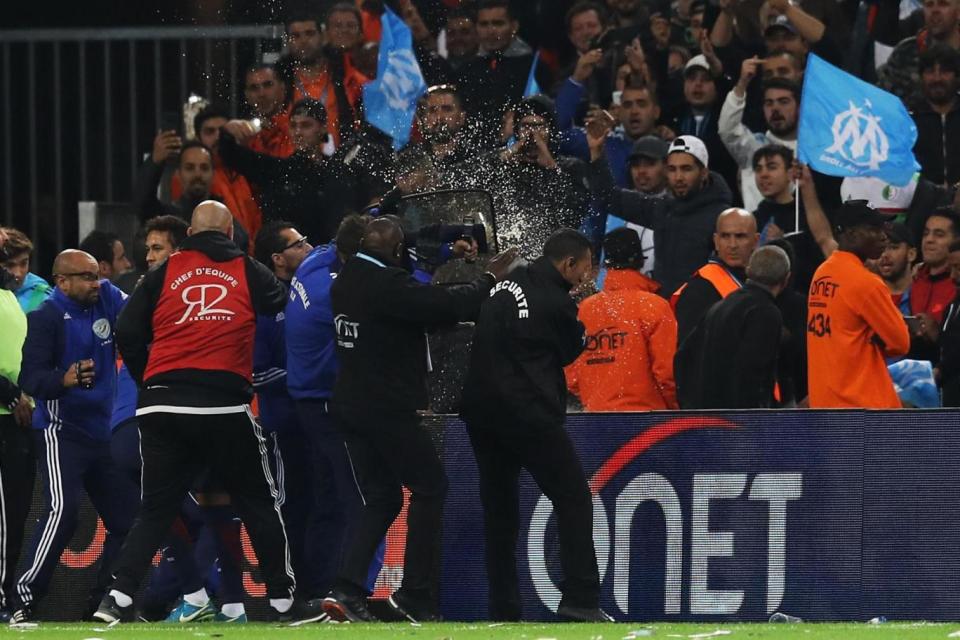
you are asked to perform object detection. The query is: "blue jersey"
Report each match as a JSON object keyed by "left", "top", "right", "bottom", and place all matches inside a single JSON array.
[
  {"left": 19, "top": 282, "right": 127, "bottom": 441},
  {"left": 111, "top": 362, "right": 138, "bottom": 431},
  {"left": 285, "top": 245, "right": 341, "bottom": 401},
  {"left": 253, "top": 304, "right": 298, "bottom": 433}
]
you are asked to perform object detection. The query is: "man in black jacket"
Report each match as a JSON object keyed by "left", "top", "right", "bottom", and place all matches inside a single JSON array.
[
  {"left": 938, "top": 239, "right": 960, "bottom": 405},
  {"left": 94, "top": 202, "right": 324, "bottom": 625},
  {"left": 460, "top": 229, "right": 612, "bottom": 623},
  {"left": 321, "top": 217, "right": 517, "bottom": 624},
  {"left": 694, "top": 245, "right": 791, "bottom": 408},
  {"left": 586, "top": 132, "right": 734, "bottom": 296},
  {"left": 219, "top": 99, "right": 374, "bottom": 245}
]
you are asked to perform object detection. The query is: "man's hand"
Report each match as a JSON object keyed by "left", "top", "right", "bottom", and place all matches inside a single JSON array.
[
  {"left": 735, "top": 56, "right": 762, "bottom": 96},
  {"left": 222, "top": 119, "right": 258, "bottom": 144},
  {"left": 63, "top": 359, "right": 95, "bottom": 389},
  {"left": 485, "top": 247, "right": 520, "bottom": 281},
  {"left": 585, "top": 108, "right": 616, "bottom": 161},
  {"left": 452, "top": 238, "right": 479, "bottom": 262},
  {"left": 572, "top": 49, "right": 603, "bottom": 83},
  {"left": 13, "top": 393, "right": 31, "bottom": 428},
  {"left": 531, "top": 129, "right": 558, "bottom": 169},
  {"left": 624, "top": 37, "right": 646, "bottom": 73},
  {"left": 699, "top": 30, "right": 723, "bottom": 76},
  {"left": 915, "top": 312, "right": 941, "bottom": 342},
  {"left": 652, "top": 124, "right": 677, "bottom": 141},
  {"left": 152, "top": 130, "right": 182, "bottom": 165},
  {"left": 766, "top": 222, "right": 785, "bottom": 240}
]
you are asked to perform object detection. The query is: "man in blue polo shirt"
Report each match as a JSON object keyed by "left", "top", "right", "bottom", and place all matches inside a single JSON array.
[{"left": 11, "top": 249, "right": 138, "bottom": 624}]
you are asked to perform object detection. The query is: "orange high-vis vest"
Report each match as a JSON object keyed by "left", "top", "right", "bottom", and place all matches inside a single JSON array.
[
  {"left": 670, "top": 262, "right": 742, "bottom": 312},
  {"left": 671, "top": 261, "right": 783, "bottom": 402}
]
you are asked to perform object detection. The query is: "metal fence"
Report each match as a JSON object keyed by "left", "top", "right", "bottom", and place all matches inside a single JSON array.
[{"left": 0, "top": 25, "right": 285, "bottom": 270}]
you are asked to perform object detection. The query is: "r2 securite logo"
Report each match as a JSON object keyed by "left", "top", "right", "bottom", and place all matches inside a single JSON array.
[{"left": 175, "top": 284, "right": 236, "bottom": 325}]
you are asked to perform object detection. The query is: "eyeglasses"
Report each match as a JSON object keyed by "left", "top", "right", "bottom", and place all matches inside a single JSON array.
[
  {"left": 56, "top": 272, "right": 99, "bottom": 282},
  {"left": 280, "top": 236, "right": 308, "bottom": 252}
]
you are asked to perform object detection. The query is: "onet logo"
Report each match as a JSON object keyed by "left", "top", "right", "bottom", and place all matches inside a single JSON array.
[
  {"left": 175, "top": 284, "right": 235, "bottom": 325},
  {"left": 526, "top": 417, "right": 803, "bottom": 617}
]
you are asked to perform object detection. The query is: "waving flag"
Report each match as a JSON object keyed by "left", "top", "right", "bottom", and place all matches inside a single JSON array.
[
  {"left": 362, "top": 7, "right": 427, "bottom": 150},
  {"left": 798, "top": 54, "right": 919, "bottom": 186},
  {"left": 524, "top": 51, "right": 541, "bottom": 97}
]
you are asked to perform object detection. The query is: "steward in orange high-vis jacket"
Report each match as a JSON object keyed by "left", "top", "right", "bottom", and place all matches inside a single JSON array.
[
  {"left": 807, "top": 201, "right": 910, "bottom": 408},
  {"left": 567, "top": 228, "right": 678, "bottom": 410}
]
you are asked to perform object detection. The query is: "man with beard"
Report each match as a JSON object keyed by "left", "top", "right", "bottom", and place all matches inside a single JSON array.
[
  {"left": 468, "top": 96, "right": 592, "bottom": 259},
  {"left": 220, "top": 99, "right": 365, "bottom": 245},
  {"left": 134, "top": 139, "right": 252, "bottom": 254},
  {"left": 11, "top": 250, "right": 136, "bottom": 624},
  {"left": 408, "top": 85, "right": 472, "bottom": 172},
  {"left": 719, "top": 73, "right": 799, "bottom": 211},
  {"left": 587, "top": 130, "right": 734, "bottom": 296},
  {"left": 282, "top": 10, "right": 368, "bottom": 147},
  {"left": 443, "top": 7, "right": 479, "bottom": 73},
  {"left": 244, "top": 64, "right": 294, "bottom": 158},
  {"left": 806, "top": 201, "right": 910, "bottom": 407},
  {"left": 912, "top": 45, "right": 960, "bottom": 186},
  {"left": 878, "top": 223, "right": 918, "bottom": 316}
]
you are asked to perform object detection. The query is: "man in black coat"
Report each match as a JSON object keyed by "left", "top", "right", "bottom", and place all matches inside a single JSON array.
[
  {"left": 460, "top": 229, "right": 613, "bottom": 623},
  {"left": 693, "top": 245, "right": 791, "bottom": 409},
  {"left": 938, "top": 239, "right": 960, "bottom": 405},
  {"left": 320, "top": 217, "right": 517, "bottom": 624}
]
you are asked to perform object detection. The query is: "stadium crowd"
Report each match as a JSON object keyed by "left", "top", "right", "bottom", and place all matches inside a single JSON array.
[{"left": 3, "top": 0, "right": 960, "bottom": 626}]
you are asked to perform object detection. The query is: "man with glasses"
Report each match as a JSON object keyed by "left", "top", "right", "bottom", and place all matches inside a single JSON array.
[
  {"left": 252, "top": 222, "right": 319, "bottom": 599},
  {"left": 10, "top": 249, "right": 137, "bottom": 624}
]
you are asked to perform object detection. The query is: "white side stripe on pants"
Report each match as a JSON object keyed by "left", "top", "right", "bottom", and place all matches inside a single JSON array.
[
  {"left": 243, "top": 405, "right": 296, "bottom": 596},
  {"left": 16, "top": 426, "right": 64, "bottom": 606}
]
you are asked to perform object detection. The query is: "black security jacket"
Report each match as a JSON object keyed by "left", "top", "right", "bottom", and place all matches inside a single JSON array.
[
  {"left": 330, "top": 253, "right": 495, "bottom": 419},
  {"left": 461, "top": 257, "right": 585, "bottom": 427}
]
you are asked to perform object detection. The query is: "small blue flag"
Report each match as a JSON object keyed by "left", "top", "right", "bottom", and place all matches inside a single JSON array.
[
  {"left": 524, "top": 51, "right": 541, "bottom": 97},
  {"left": 362, "top": 8, "right": 427, "bottom": 150},
  {"left": 798, "top": 54, "right": 919, "bottom": 186}
]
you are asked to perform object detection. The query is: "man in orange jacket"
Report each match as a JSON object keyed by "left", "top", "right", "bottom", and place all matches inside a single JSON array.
[
  {"left": 807, "top": 200, "right": 911, "bottom": 408},
  {"left": 566, "top": 228, "right": 678, "bottom": 410}
]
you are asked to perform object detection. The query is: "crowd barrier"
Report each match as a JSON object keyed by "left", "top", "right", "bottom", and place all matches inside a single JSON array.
[{"left": 29, "top": 410, "right": 960, "bottom": 621}]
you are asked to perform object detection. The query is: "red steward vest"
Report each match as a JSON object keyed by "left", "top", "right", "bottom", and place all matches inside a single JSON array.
[{"left": 144, "top": 250, "right": 255, "bottom": 383}]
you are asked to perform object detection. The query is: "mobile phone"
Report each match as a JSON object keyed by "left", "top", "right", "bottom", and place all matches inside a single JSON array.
[
  {"left": 159, "top": 110, "right": 181, "bottom": 135},
  {"left": 904, "top": 315, "right": 923, "bottom": 334}
]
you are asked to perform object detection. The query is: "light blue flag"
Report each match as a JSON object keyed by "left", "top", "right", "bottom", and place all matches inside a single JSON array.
[
  {"left": 362, "top": 7, "right": 427, "bottom": 150},
  {"left": 524, "top": 51, "right": 541, "bottom": 97},
  {"left": 798, "top": 53, "right": 919, "bottom": 186}
]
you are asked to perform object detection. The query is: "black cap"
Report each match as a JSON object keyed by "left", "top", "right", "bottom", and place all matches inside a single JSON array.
[
  {"left": 604, "top": 227, "right": 645, "bottom": 269},
  {"left": 834, "top": 200, "right": 892, "bottom": 233},
  {"left": 885, "top": 222, "right": 914, "bottom": 246},
  {"left": 629, "top": 136, "right": 669, "bottom": 162}
]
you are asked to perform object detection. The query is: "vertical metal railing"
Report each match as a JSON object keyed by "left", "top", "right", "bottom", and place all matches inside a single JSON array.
[{"left": 0, "top": 25, "right": 285, "bottom": 268}]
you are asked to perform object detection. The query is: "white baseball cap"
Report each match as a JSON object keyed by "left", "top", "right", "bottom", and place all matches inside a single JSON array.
[
  {"left": 684, "top": 54, "right": 711, "bottom": 75},
  {"left": 840, "top": 174, "right": 919, "bottom": 214},
  {"left": 667, "top": 135, "right": 709, "bottom": 168}
]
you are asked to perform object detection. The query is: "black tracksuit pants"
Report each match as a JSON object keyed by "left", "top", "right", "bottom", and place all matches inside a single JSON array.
[
  {"left": 335, "top": 411, "right": 447, "bottom": 609},
  {"left": 0, "top": 415, "right": 34, "bottom": 611},
  {"left": 110, "top": 408, "right": 295, "bottom": 600},
  {"left": 465, "top": 417, "right": 600, "bottom": 620}
]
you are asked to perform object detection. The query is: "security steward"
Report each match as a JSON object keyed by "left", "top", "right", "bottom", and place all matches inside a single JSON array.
[
  {"left": 672, "top": 207, "right": 759, "bottom": 407},
  {"left": 460, "top": 228, "right": 613, "bottom": 623},
  {"left": 321, "top": 216, "right": 517, "bottom": 624},
  {"left": 95, "top": 202, "right": 325, "bottom": 625}
]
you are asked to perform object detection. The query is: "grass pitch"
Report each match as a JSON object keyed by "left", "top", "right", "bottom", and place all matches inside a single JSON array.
[{"left": 3, "top": 622, "right": 960, "bottom": 640}]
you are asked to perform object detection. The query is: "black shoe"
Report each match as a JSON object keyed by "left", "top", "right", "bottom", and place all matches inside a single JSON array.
[
  {"left": 9, "top": 606, "right": 33, "bottom": 626},
  {"left": 321, "top": 589, "right": 376, "bottom": 622},
  {"left": 92, "top": 594, "right": 129, "bottom": 624},
  {"left": 277, "top": 598, "right": 329, "bottom": 625},
  {"left": 556, "top": 603, "right": 614, "bottom": 622},
  {"left": 387, "top": 590, "right": 442, "bottom": 623}
]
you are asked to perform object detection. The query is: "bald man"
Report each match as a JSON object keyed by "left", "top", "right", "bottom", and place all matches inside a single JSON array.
[
  {"left": 322, "top": 216, "right": 518, "bottom": 623},
  {"left": 96, "top": 201, "right": 325, "bottom": 624},
  {"left": 672, "top": 208, "right": 759, "bottom": 408},
  {"left": 12, "top": 249, "right": 137, "bottom": 624}
]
